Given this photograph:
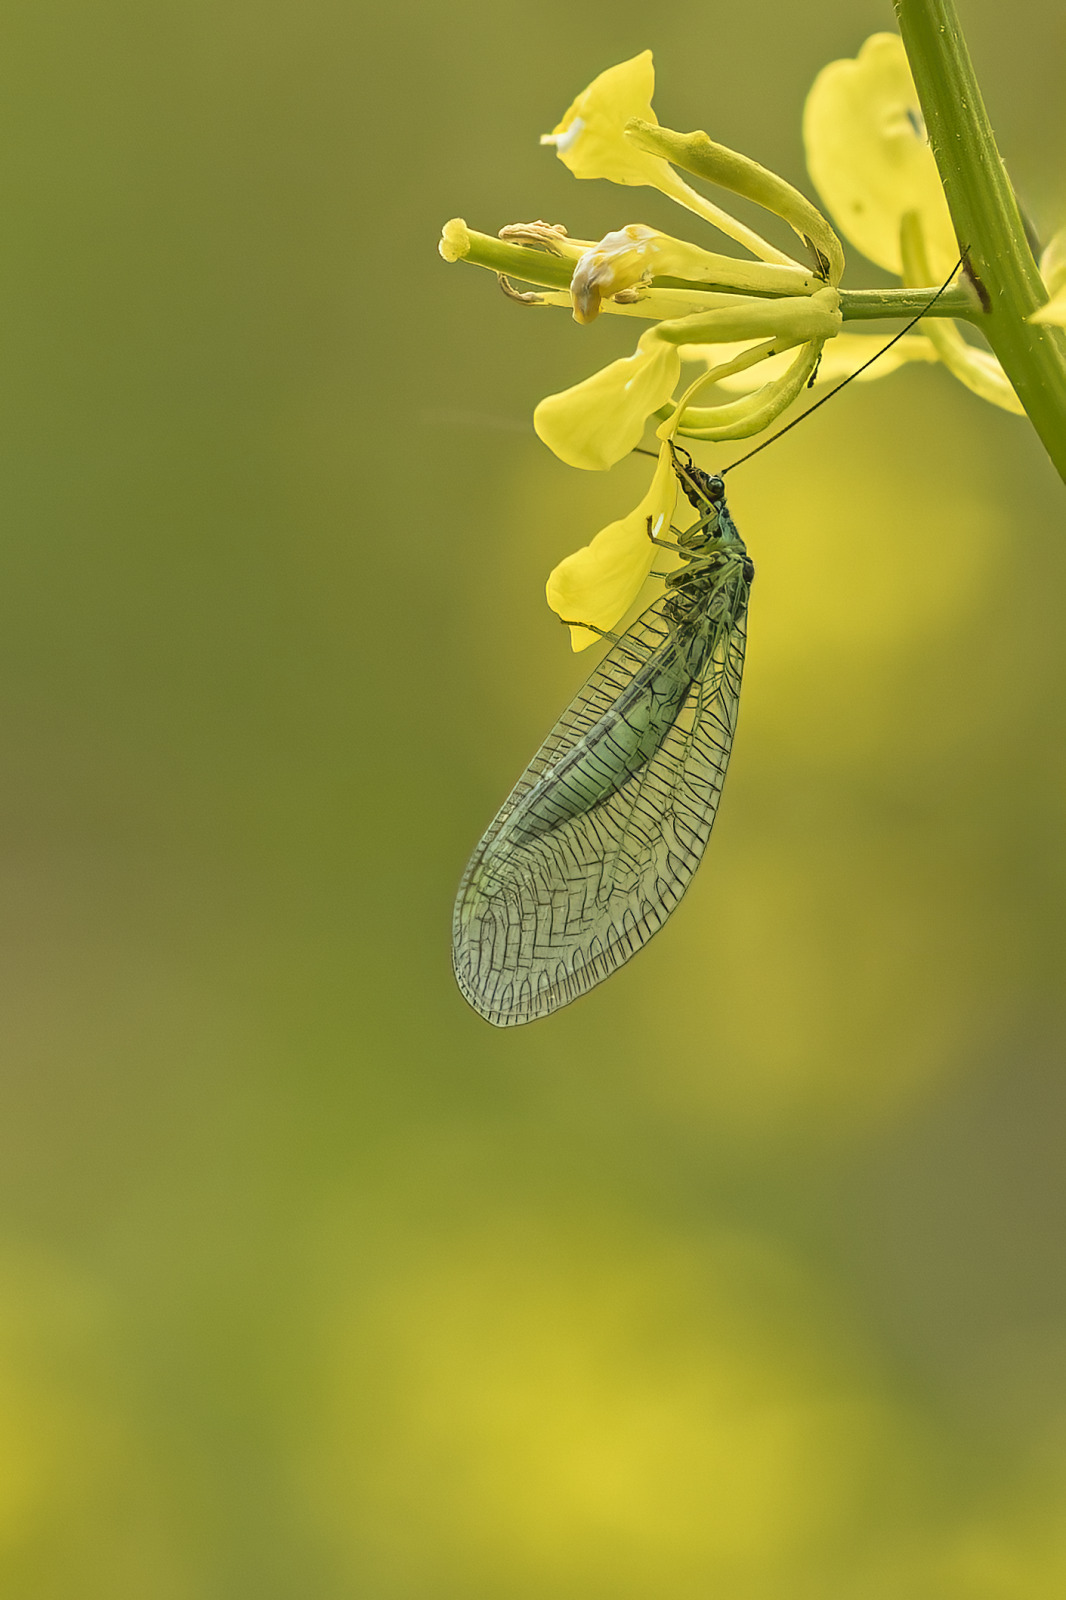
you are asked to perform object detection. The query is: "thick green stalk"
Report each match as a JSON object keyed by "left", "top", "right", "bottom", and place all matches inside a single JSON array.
[{"left": 895, "top": 0, "right": 1066, "bottom": 481}]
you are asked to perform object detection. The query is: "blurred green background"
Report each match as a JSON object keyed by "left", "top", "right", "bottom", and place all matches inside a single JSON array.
[{"left": 0, "top": 0, "right": 1065, "bottom": 1594}]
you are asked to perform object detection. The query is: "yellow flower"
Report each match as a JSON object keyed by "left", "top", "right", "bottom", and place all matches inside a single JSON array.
[
  {"left": 464, "top": 53, "right": 854, "bottom": 648},
  {"left": 545, "top": 443, "right": 678, "bottom": 650},
  {"left": 446, "top": 48, "right": 849, "bottom": 501},
  {"left": 804, "top": 33, "right": 1022, "bottom": 414},
  {"left": 804, "top": 33, "right": 957, "bottom": 280},
  {"left": 441, "top": 40, "right": 1042, "bottom": 651}
]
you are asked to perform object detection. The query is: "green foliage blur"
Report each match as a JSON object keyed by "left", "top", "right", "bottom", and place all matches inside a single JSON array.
[{"left": 1, "top": 0, "right": 1065, "bottom": 1594}]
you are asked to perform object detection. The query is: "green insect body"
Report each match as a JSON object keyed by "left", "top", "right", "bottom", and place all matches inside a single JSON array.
[{"left": 453, "top": 452, "right": 753, "bottom": 1027}]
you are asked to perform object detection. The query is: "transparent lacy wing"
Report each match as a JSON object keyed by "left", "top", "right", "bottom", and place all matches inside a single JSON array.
[{"left": 453, "top": 591, "right": 748, "bottom": 1026}]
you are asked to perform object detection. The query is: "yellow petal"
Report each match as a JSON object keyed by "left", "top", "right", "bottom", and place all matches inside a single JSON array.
[
  {"left": 920, "top": 319, "right": 1024, "bottom": 411},
  {"left": 680, "top": 332, "right": 938, "bottom": 391},
  {"left": 803, "top": 34, "right": 957, "bottom": 278},
  {"left": 546, "top": 445, "right": 678, "bottom": 650},
  {"left": 1031, "top": 284, "right": 1066, "bottom": 327},
  {"left": 540, "top": 51, "right": 670, "bottom": 189},
  {"left": 533, "top": 329, "right": 681, "bottom": 470}
]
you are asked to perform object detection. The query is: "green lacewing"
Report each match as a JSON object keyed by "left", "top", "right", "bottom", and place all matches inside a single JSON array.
[{"left": 453, "top": 447, "right": 751, "bottom": 1026}]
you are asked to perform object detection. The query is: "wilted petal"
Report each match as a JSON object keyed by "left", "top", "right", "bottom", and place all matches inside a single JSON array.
[
  {"left": 680, "top": 331, "right": 938, "bottom": 392},
  {"left": 540, "top": 51, "right": 670, "bottom": 189},
  {"left": 570, "top": 225, "right": 661, "bottom": 323},
  {"left": 533, "top": 329, "right": 681, "bottom": 470},
  {"left": 569, "top": 224, "right": 818, "bottom": 322},
  {"left": 803, "top": 33, "right": 957, "bottom": 278},
  {"left": 546, "top": 445, "right": 678, "bottom": 650}
]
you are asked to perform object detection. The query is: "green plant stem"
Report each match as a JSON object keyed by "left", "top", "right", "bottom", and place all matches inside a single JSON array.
[
  {"left": 837, "top": 286, "right": 978, "bottom": 320},
  {"left": 895, "top": 0, "right": 1066, "bottom": 482}
]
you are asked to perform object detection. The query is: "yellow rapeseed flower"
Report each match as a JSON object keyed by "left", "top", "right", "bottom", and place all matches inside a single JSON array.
[
  {"left": 441, "top": 39, "right": 1053, "bottom": 648},
  {"left": 804, "top": 33, "right": 957, "bottom": 280},
  {"left": 804, "top": 33, "right": 1022, "bottom": 414}
]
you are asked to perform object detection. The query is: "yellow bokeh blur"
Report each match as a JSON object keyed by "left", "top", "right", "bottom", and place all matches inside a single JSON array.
[{"left": 302, "top": 1216, "right": 926, "bottom": 1597}]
